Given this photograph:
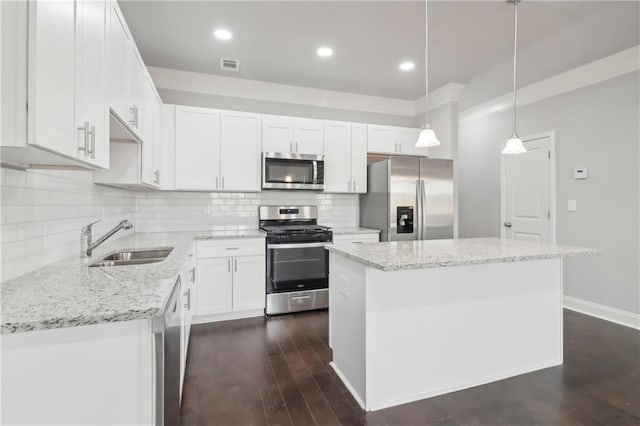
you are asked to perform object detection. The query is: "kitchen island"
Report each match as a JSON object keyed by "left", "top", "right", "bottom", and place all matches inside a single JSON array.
[{"left": 326, "top": 237, "right": 599, "bottom": 411}]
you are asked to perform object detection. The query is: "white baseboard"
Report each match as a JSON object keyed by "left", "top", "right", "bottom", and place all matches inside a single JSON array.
[
  {"left": 329, "top": 362, "right": 367, "bottom": 410},
  {"left": 192, "top": 309, "right": 264, "bottom": 325},
  {"left": 564, "top": 296, "right": 640, "bottom": 330}
]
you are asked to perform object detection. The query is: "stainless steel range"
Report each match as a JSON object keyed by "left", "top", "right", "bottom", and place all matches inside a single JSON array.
[{"left": 259, "top": 206, "right": 332, "bottom": 315}]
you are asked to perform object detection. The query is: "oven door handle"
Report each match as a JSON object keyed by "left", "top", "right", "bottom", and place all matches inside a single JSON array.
[{"left": 267, "top": 242, "right": 329, "bottom": 249}]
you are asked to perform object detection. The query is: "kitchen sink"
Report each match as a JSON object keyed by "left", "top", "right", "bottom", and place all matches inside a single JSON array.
[{"left": 89, "top": 248, "right": 173, "bottom": 267}]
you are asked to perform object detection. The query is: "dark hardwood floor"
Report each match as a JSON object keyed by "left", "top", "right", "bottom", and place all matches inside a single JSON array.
[{"left": 180, "top": 310, "right": 640, "bottom": 426}]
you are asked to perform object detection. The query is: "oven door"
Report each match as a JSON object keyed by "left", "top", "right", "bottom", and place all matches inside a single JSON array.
[
  {"left": 262, "top": 153, "right": 324, "bottom": 190},
  {"left": 266, "top": 242, "right": 329, "bottom": 293}
]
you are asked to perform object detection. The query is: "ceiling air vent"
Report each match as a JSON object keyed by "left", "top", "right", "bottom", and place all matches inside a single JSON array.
[{"left": 220, "top": 58, "right": 239, "bottom": 72}]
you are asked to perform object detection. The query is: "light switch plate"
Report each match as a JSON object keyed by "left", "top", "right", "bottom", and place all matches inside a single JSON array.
[
  {"left": 574, "top": 168, "right": 588, "bottom": 179},
  {"left": 568, "top": 199, "right": 577, "bottom": 212}
]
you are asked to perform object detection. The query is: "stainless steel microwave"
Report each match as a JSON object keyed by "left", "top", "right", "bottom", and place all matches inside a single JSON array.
[{"left": 262, "top": 152, "right": 325, "bottom": 191}]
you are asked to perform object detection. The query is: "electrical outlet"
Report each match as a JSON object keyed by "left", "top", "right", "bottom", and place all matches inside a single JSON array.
[{"left": 568, "top": 199, "right": 577, "bottom": 212}]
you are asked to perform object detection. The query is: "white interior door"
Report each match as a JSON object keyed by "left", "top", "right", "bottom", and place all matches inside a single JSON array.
[{"left": 502, "top": 135, "right": 554, "bottom": 243}]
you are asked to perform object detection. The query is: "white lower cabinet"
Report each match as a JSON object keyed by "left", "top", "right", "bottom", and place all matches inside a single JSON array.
[
  {"left": 194, "top": 239, "right": 265, "bottom": 321},
  {"left": 333, "top": 233, "right": 380, "bottom": 245}
]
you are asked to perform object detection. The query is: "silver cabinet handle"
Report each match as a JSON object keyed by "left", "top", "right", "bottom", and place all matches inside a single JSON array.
[
  {"left": 228, "top": 258, "right": 231, "bottom": 272},
  {"left": 89, "top": 125, "right": 96, "bottom": 159},
  {"left": 129, "top": 105, "right": 138, "bottom": 128},
  {"left": 395, "top": 142, "right": 398, "bottom": 153},
  {"left": 184, "top": 288, "right": 191, "bottom": 310},
  {"left": 189, "top": 267, "right": 195, "bottom": 283},
  {"left": 221, "top": 176, "right": 225, "bottom": 189},
  {"left": 225, "top": 247, "right": 239, "bottom": 250},
  {"left": 295, "top": 141, "right": 298, "bottom": 152},
  {"left": 348, "top": 180, "right": 351, "bottom": 191},
  {"left": 290, "top": 141, "right": 293, "bottom": 152},
  {"left": 353, "top": 181, "right": 357, "bottom": 191},
  {"left": 216, "top": 176, "right": 219, "bottom": 189},
  {"left": 398, "top": 143, "right": 402, "bottom": 153},
  {"left": 234, "top": 258, "right": 237, "bottom": 272},
  {"left": 154, "top": 170, "right": 160, "bottom": 185},
  {"left": 504, "top": 222, "right": 513, "bottom": 228},
  {"left": 78, "top": 121, "right": 89, "bottom": 155}
]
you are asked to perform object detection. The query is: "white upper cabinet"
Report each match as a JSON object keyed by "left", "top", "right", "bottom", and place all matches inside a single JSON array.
[
  {"left": 367, "top": 125, "right": 428, "bottom": 157},
  {"left": 262, "top": 115, "right": 293, "bottom": 153},
  {"left": 175, "top": 106, "right": 220, "bottom": 191},
  {"left": 108, "top": 4, "right": 129, "bottom": 125},
  {"left": 323, "top": 121, "right": 367, "bottom": 194},
  {"left": 350, "top": 123, "right": 367, "bottom": 193},
  {"left": 219, "top": 111, "right": 261, "bottom": 192},
  {"left": 25, "top": 0, "right": 109, "bottom": 167},
  {"left": 159, "top": 105, "right": 176, "bottom": 190},
  {"left": 76, "top": 0, "right": 108, "bottom": 168},
  {"left": 294, "top": 118, "right": 323, "bottom": 154},
  {"left": 262, "top": 115, "right": 323, "bottom": 154},
  {"left": 107, "top": 2, "right": 146, "bottom": 140},
  {"left": 323, "top": 121, "right": 352, "bottom": 193},
  {"left": 140, "top": 78, "right": 159, "bottom": 187}
]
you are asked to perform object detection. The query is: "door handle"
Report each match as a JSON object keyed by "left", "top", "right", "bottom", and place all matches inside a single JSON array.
[{"left": 504, "top": 222, "right": 513, "bottom": 228}]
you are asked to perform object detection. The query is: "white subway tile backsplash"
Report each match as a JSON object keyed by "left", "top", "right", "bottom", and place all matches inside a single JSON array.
[{"left": 1, "top": 166, "right": 359, "bottom": 282}]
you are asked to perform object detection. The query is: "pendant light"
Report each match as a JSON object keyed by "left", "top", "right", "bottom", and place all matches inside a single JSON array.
[
  {"left": 502, "top": 0, "right": 526, "bottom": 154},
  {"left": 416, "top": 0, "right": 440, "bottom": 148}
]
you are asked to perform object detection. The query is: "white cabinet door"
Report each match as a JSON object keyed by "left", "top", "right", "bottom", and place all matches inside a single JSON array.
[
  {"left": 140, "top": 78, "right": 156, "bottom": 186},
  {"left": 351, "top": 123, "right": 367, "bottom": 193},
  {"left": 108, "top": 4, "right": 130, "bottom": 125},
  {"left": 151, "top": 96, "right": 163, "bottom": 187},
  {"left": 196, "top": 258, "right": 233, "bottom": 315},
  {"left": 367, "top": 125, "right": 397, "bottom": 155},
  {"left": 262, "top": 115, "right": 293, "bottom": 153},
  {"left": 159, "top": 104, "right": 176, "bottom": 190},
  {"left": 28, "top": 0, "right": 78, "bottom": 159},
  {"left": 397, "top": 127, "right": 426, "bottom": 156},
  {"left": 294, "top": 118, "right": 323, "bottom": 154},
  {"left": 220, "top": 111, "right": 261, "bottom": 192},
  {"left": 127, "top": 49, "right": 144, "bottom": 137},
  {"left": 323, "top": 121, "right": 351, "bottom": 193},
  {"left": 232, "top": 256, "right": 265, "bottom": 312},
  {"left": 76, "top": 0, "right": 108, "bottom": 168},
  {"left": 175, "top": 107, "right": 220, "bottom": 190}
]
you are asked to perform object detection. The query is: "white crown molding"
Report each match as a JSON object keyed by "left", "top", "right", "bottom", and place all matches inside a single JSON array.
[
  {"left": 564, "top": 296, "right": 640, "bottom": 330},
  {"left": 460, "top": 45, "right": 640, "bottom": 122},
  {"left": 149, "top": 66, "right": 419, "bottom": 117},
  {"left": 414, "top": 83, "right": 466, "bottom": 115}
]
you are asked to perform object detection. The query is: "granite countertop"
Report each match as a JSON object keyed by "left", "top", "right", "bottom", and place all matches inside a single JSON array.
[
  {"left": 1, "top": 230, "right": 265, "bottom": 334},
  {"left": 330, "top": 227, "right": 381, "bottom": 235},
  {"left": 325, "top": 237, "right": 601, "bottom": 271}
]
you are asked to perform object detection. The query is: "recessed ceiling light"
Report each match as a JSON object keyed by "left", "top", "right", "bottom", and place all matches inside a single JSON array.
[
  {"left": 317, "top": 47, "right": 333, "bottom": 57},
  {"left": 399, "top": 61, "right": 415, "bottom": 71},
  {"left": 214, "top": 29, "right": 232, "bottom": 40}
]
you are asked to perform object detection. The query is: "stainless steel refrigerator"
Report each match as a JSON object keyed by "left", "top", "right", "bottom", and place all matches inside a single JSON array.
[{"left": 360, "top": 158, "right": 455, "bottom": 241}]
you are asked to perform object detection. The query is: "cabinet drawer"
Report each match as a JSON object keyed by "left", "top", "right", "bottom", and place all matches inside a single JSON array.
[
  {"left": 197, "top": 239, "right": 265, "bottom": 258},
  {"left": 332, "top": 234, "right": 380, "bottom": 245}
]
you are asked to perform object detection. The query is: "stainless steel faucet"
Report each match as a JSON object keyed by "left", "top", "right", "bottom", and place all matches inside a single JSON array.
[{"left": 81, "top": 219, "right": 133, "bottom": 257}]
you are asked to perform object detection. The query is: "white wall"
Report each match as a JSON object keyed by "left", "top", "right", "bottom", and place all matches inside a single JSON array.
[
  {"left": 0, "top": 168, "right": 136, "bottom": 282},
  {"left": 458, "top": 71, "right": 640, "bottom": 314}
]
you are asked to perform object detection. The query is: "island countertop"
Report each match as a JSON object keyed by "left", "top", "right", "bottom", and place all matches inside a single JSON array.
[
  {"left": 325, "top": 237, "right": 600, "bottom": 271},
  {"left": 1, "top": 230, "right": 265, "bottom": 334}
]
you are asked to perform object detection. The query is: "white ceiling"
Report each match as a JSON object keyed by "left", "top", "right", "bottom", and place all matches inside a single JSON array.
[{"left": 120, "top": 1, "right": 639, "bottom": 100}]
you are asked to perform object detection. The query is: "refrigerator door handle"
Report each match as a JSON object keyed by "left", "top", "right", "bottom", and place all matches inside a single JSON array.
[
  {"left": 416, "top": 180, "right": 422, "bottom": 240},
  {"left": 420, "top": 179, "right": 428, "bottom": 240}
]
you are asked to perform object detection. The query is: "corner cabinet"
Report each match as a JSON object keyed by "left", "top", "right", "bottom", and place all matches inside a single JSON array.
[
  {"left": 367, "top": 125, "right": 427, "bottom": 157},
  {"left": 262, "top": 115, "right": 323, "bottom": 154},
  {"left": 323, "top": 121, "right": 367, "bottom": 193},
  {"left": 194, "top": 239, "right": 265, "bottom": 323},
  {"left": 174, "top": 106, "right": 261, "bottom": 192}
]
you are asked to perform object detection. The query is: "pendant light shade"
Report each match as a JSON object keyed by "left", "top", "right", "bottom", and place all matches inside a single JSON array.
[
  {"left": 502, "top": 133, "right": 526, "bottom": 154},
  {"left": 502, "top": 0, "right": 526, "bottom": 155},
  {"left": 416, "top": 0, "right": 440, "bottom": 148},
  {"left": 416, "top": 125, "right": 440, "bottom": 148}
]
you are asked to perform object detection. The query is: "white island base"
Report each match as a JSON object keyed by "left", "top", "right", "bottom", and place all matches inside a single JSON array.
[{"left": 329, "top": 253, "right": 564, "bottom": 411}]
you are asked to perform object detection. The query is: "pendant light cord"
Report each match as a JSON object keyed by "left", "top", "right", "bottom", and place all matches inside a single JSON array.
[
  {"left": 424, "top": 0, "right": 429, "bottom": 125},
  {"left": 512, "top": 0, "right": 519, "bottom": 136}
]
